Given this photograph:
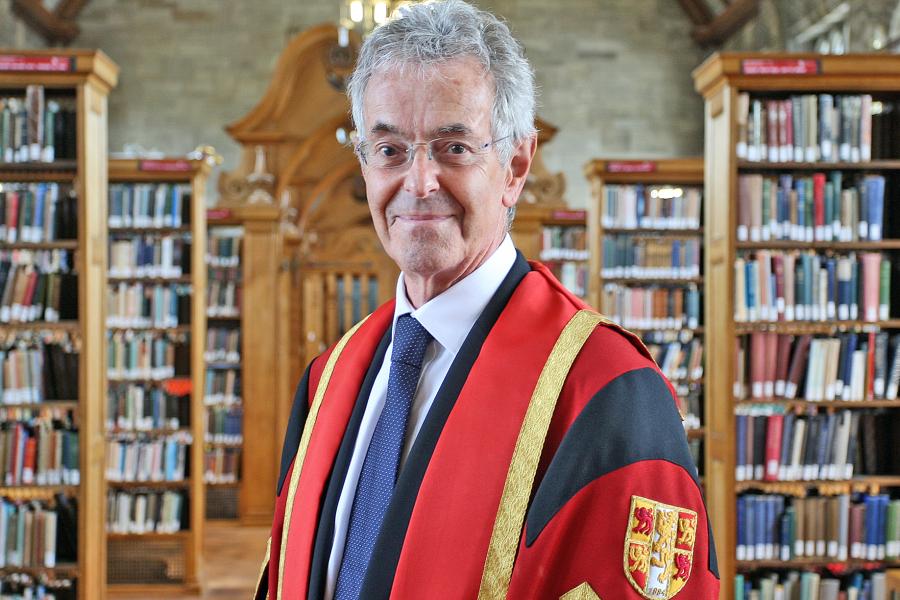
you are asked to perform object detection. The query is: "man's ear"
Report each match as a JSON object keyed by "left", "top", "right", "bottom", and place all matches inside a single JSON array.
[{"left": 501, "top": 134, "right": 538, "bottom": 208}]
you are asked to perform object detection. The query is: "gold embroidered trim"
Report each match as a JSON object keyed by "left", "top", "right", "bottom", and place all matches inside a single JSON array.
[
  {"left": 560, "top": 582, "right": 602, "bottom": 600},
  {"left": 252, "top": 537, "right": 271, "bottom": 600},
  {"left": 276, "top": 316, "right": 370, "bottom": 600},
  {"left": 477, "top": 309, "right": 604, "bottom": 600}
]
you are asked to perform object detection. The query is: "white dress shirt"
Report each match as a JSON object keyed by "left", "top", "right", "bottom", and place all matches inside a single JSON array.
[{"left": 325, "top": 235, "right": 517, "bottom": 599}]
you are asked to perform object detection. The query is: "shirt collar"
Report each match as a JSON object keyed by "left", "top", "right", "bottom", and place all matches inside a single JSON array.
[{"left": 393, "top": 234, "right": 516, "bottom": 356}]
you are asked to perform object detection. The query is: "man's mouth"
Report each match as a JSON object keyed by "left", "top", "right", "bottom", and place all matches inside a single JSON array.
[{"left": 393, "top": 214, "right": 452, "bottom": 223}]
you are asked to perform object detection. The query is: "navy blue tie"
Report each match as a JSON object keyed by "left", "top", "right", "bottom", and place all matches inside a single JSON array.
[{"left": 334, "top": 314, "right": 433, "bottom": 599}]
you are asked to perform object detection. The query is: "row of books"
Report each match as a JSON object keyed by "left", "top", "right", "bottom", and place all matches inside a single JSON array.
[
  {"left": 204, "top": 447, "right": 239, "bottom": 484},
  {"left": 206, "top": 269, "right": 241, "bottom": 318},
  {"left": 538, "top": 226, "right": 588, "bottom": 262},
  {"left": 204, "top": 327, "right": 240, "bottom": 363},
  {"left": 601, "top": 283, "right": 701, "bottom": 330},
  {"left": 108, "top": 183, "right": 192, "bottom": 229},
  {"left": 736, "top": 493, "right": 900, "bottom": 562},
  {"left": 205, "top": 405, "right": 242, "bottom": 445},
  {"left": 108, "top": 236, "right": 188, "bottom": 280},
  {"left": 105, "top": 435, "right": 190, "bottom": 483},
  {"left": 735, "top": 569, "right": 891, "bottom": 600},
  {"left": 680, "top": 388, "right": 703, "bottom": 432},
  {"left": 737, "top": 173, "right": 888, "bottom": 243},
  {"left": 0, "top": 88, "right": 77, "bottom": 164},
  {"left": 107, "top": 331, "right": 189, "bottom": 382},
  {"left": 734, "top": 408, "right": 900, "bottom": 482},
  {"left": 644, "top": 338, "right": 703, "bottom": 384},
  {"left": 106, "top": 282, "right": 191, "bottom": 329},
  {"left": 736, "top": 93, "right": 878, "bottom": 163},
  {"left": 0, "top": 500, "right": 57, "bottom": 570},
  {"left": 735, "top": 331, "right": 900, "bottom": 402},
  {"left": 0, "top": 495, "right": 77, "bottom": 569},
  {"left": 107, "top": 384, "right": 190, "bottom": 433},
  {"left": 600, "top": 184, "right": 702, "bottom": 230},
  {"left": 1, "top": 335, "right": 78, "bottom": 404},
  {"left": 0, "top": 183, "right": 78, "bottom": 243},
  {"left": 601, "top": 236, "right": 701, "bottom": 279},
  {"left": 734, "top": 251, "right": 892, "bottom": 323},
  {"left": 106, "top": 489, "right": 186, "bottom": 534},
  {"left": 204, "top": 367, "right": 241, "bottom": 406},
  {"left": 544, "top": 261, "right": 587, "bottom": 299},
  {"left": 206, "top": 229, "right": 242, "bottom": 267},
  {"left": 0, "top": 412, "right": 79, "bottom": 486},
  {"left": 0, "top": 576, "right": 76, "bottom": 600},
  {"left": 0, "top": 251, "right": 77, "bottom": 324}
]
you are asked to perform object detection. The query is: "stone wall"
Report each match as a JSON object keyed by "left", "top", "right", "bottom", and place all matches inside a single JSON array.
[
  {"left": 69, "top": 0, "right": 706, "bottom": 207},
  {"left": 0, "top": 0, "right": 47, "bottom": 48}
]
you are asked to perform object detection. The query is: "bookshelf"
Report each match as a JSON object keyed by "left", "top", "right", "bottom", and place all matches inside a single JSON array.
[
  {"left": 585, "top": 158, "right": 707, "bottom": 475},
  {"left": 105, "top": 157, "right": 209, "bottom": 594},
  {"left": 0, "top": 49, "right": 118, "bottom": 600},
  {"left": 512, "top": 206, "right": 588, "bottom": 300},
  {"left": 205, "top": 204, "right": 286, "bottom": 526},
  {"left": 694, "top": 53, "right": 900, "bottom": 599}
]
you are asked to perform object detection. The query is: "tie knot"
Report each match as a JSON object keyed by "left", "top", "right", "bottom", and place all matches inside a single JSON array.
[{"left": 392, "top": 314, "right": 433, "bottom": 368}]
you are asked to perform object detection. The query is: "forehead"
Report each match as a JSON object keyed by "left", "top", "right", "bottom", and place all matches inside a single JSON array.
[{"left": 362, "top": 57, "right": 495, "bottom": 137}]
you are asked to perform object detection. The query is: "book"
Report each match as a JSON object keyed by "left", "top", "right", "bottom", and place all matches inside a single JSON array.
[
  {"left": 735, "top": 250, "right": 891, "bottom": 324},
  {"left": 737, "top": 93, "right": 884, "bottom": 165},
  {"left": 0, "top": 89, "right": 76, "bottom": 165}
]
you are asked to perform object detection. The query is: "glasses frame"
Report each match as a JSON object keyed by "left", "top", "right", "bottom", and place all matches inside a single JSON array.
[{"left": 354, "top": 135, "right": 509, "bottom": 169}]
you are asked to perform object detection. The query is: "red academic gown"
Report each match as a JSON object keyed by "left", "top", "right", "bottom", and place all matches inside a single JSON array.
[{"left": 255, "top": 253, "right": 719, "bottom": 600}]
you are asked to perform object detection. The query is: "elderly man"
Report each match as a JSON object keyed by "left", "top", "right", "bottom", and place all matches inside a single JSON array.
[{"left": 256, "top": 1, "right": 718, "bottom": 599}]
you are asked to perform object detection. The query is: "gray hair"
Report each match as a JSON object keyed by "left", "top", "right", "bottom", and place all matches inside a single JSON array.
[{"left": 347, "top": 0, "right": 536, "bottom": 165}]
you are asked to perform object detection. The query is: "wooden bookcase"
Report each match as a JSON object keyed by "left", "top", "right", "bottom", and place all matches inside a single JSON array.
[
  {"left": 512, "top": 206, "right": 588, "bottom": 300},
  {"left": 693, "top": 53, "right": 900, "bottom": 598},
  {"left": 584, "top": 158, "right": 706, "bottom": 471},
  {"left": 0, "top": 49, "right": 118, "bottom": 600},
  {"left": 105, "top": 158, "right": 209, "bottom": 593},
  {"left": 205, "top": 204, "right": 286, "bottom": 526}
]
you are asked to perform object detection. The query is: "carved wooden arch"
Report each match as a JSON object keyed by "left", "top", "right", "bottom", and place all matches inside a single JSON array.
[{"left": 217, "top": 22, "right": 361, "bottom": 212}]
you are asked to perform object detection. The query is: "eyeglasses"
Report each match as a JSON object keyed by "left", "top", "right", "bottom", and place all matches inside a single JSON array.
[{"left": 355, "top": 135, "right": 507, "bottom": 169}]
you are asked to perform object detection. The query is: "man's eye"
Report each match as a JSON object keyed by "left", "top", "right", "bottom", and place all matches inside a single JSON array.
[
  {"left": 376, "top": 144, "right": 402, "bottom": 157},
  {"left": 435, "top": 141, "right": 471, "bottom": 155}
]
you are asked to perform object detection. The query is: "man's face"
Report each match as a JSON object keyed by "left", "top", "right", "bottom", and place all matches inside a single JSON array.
[{"left": 360, "top": 58, "right": 523, "bottom": 288}]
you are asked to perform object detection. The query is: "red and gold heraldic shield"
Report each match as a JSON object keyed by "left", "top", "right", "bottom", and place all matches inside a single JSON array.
[{"left": 624, "top": 495, "right": 697, "bottom": 599}]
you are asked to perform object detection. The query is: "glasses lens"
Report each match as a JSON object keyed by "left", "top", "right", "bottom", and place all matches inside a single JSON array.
[
  {"left": 429, "top": 138, "right": 486, "bottom": 166},
  {"left": 367, "top": 141, "right": 409, "bottom": 168},
  {"left": 362, "top": 137, "right": 492, "bottom": 169}
]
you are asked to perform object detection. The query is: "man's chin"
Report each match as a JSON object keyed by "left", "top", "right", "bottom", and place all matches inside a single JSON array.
[{"left": 397, "top": 250, "right": 454, "bottom": 276}]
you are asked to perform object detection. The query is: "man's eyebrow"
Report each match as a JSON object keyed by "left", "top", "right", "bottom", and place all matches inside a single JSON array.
[
  {"left": 368, "top": 122, "right": 474, "bottom": 137},
  {"left": 434, "top": 123, "right": 473, "bottom": 136},
  {"left": 370, "top": 122, "right": 402, "bottom": 136}
]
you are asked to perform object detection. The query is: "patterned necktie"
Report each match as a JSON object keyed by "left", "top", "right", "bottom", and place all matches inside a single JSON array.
[{"left": 334, "top": 314, "right": 433, "bottom": 600}]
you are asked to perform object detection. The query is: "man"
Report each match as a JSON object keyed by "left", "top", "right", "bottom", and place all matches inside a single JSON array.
[{"left": 256, "top": 1, "right": 719, "bottom": 598}]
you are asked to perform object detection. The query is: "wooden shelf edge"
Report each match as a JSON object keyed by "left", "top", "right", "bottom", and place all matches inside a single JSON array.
[
  {"left": 735, "top": 398, "right": 900, "bottom": 408},
  {"left": 737, "top": 240, "right": 900, "bottom": 250},
  {"left": 737, "top": 159, "right": 900, "bottom": 171}
]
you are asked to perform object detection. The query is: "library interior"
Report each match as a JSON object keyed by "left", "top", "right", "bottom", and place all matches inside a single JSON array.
[{"left": 2, "top": 0, "right": 900, "bottom": 599}]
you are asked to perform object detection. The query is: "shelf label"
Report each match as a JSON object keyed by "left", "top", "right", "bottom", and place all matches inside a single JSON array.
[
  {"left": 550, "top": 209, "right": 587, "bottom": 221},
  {"left": 207, "top": 208, "right": 233, "bottom": 220},
  {"left": 139, "top": 159, "right": 192, "bottom": 172},
  {"left": 741, "top": 59, "right": 820, "bottom": 76},
  {"left": 607, "top": 161, "right": 656, "bottom": 173},
  {"left": 0, "top": 55, "right": 74, "bottom": 72}
]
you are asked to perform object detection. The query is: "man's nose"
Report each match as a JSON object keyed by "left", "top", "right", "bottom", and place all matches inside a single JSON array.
[{"left": 402, "top": 146, "right": 440, "bottom": 199}]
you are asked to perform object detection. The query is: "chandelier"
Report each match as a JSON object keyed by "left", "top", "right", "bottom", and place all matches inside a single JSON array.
[{"left": 338, "top": 0, "right": 413, "bottom": 41}]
